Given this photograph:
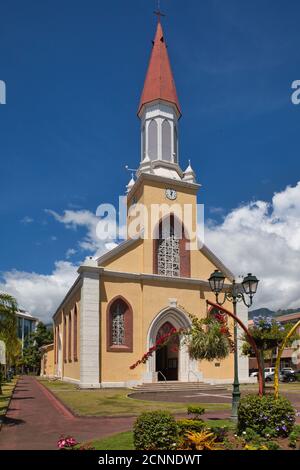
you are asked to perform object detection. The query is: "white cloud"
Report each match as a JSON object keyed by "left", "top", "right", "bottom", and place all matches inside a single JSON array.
[
  {"left": 66, "top": 248, "right": 77, "bottom": 259},
  {"left": 205, "top": 181, "right": 300, "bottom": 311},
  {"left": 0, "top": 261, "right": 78, "bottom": 323},
  {"left": 45, "top": 209, "right": 118, "bottom": 257},
  {"left": 20, "top": 216, "right": 34, "bottom": 224}
]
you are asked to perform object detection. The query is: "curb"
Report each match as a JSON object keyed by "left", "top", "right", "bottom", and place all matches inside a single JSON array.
[{"left": 35, "top": 378, "right": 75, "bottom": 419}]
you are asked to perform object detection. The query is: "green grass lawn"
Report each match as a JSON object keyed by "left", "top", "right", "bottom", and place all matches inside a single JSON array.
[
  {"left": 91, "top": 419, "right": 234, "bottom": 450},
  {"left": 92, "top": 431, "right": 134, "bottom": 450},
  {"left": 39, "top": 379, "right": 230, "bottom": 417},
  {"left": 0, "top": 377, "right": 17, "bottom": 418}
]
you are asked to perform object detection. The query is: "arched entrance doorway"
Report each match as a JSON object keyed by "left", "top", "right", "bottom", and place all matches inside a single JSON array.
[
  {"left": 155, "top": 321, "right": 179, "bottom": 381},
  {"left": 143, "top": 307, "right": 202, "bottom": 383}
]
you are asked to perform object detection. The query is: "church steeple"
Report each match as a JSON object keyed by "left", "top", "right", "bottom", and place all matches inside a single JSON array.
[
  {"left": 137, "top": 16, "right": 185, "bottom": 181},
  {"left": 138, "top": 19, "right": 181, "bottom": 117}
]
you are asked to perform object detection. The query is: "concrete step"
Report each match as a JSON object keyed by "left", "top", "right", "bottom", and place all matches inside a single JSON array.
[{"left": 132, "top": 382, "right": 227, "bottom": 393}]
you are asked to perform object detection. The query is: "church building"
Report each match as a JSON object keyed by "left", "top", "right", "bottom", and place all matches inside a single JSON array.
[{"left": 48, "top": 18, "right": 249, "bottom": 388}]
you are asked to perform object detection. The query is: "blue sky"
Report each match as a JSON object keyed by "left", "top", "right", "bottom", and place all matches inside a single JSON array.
[{"left": 1, "top": 0, "right": 300, "bottom": 319}]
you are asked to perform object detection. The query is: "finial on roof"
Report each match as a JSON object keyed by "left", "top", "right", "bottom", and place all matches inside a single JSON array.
[
  {"left": 126, "top": 174, "right": 135, "bottom": 194},
  {"left": 183, "top": 160, "right": 196, "bottom": 183}
]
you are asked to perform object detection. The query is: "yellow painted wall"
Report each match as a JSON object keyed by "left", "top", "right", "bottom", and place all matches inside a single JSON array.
[
  {"left": 53, "top": 288, "right": 81, "bottom": 381},
  {"left": 41, "top": 345, "right": 55, "bottom": 377},
  {"left": 100, "top": 275, "right": 235, "bottom": 383}
]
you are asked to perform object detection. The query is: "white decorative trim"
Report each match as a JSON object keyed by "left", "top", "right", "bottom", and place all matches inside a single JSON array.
[
  {"left": 168, "top": 298, "right": 178, "bottom": 308},
  {"left": 143, "top": 306, "right": 202, "bottom": 383},
  {"left": 200, "top": 244, "right": 235, "bottom": 281},
  {"left": 79, "top": 383, "right": 102, "bottom": 389},
  {"left": 96, "top": 238, "right": 142, "bottom": 266},
  {"left": 100, "top": 381, "right": 141, "bottom": 389},
  {"left": 126, "top": 172, "right": 200, "bottom": 200},
  {"left": 62, "top": 376, "right": 80, "bottom": 385}
]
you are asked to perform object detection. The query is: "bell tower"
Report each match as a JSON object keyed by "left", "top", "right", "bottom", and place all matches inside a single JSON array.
[{"left": 136, "top": 18, "right": 186, "bottom": 181}]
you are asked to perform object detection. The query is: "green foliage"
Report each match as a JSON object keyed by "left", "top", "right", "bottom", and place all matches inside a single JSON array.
[
  {"left": 187, "top": 405, "right": 205, "bottom": 420},
  {"left": 22, "top": 322, "right": 53, "bottom": 373},
  {"left": 133, "top": 411, "right": 178, "bottom": 450},
  {"left": 238, "top": 394, "right": 295, "bottom": 437},
  {"left": 184, "top": 315, "right": 231, "bottom": 361},
  {"left": 209, "top": 426, "right": 228, "bottom": 442},
  {"left": 177, "top": 419, "right": 205, "bottom": 435},
  {"left": 266, "top": 441, "right": 280, "bottom": 450},
  {"left": 242, "top": 316, "right": 299, "bottom": 355},
  {"left": 0, "top": 293, "right": 20, "bottom": 368},
  {"left": 242, "top": 427, "right": 261, "bottom": 444},
  {"left": 288, "top": 425, "right": 300, "bottom": 448},
  {"left": 261, "top": 426, "right": 277, "bottom": 438}
]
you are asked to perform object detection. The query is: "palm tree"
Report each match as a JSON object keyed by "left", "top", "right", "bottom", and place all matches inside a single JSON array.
[{"left": 0, "top": 293, "right": 18, "bottom": 394}]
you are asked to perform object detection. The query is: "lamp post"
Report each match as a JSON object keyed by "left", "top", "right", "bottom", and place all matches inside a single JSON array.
[{"left": 208, "top": 271, "right": 259, "bottom": 420}]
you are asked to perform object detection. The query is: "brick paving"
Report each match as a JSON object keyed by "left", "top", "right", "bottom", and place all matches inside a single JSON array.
[{"left": 0, "top": 377, "right": 136, "bottom": 450}]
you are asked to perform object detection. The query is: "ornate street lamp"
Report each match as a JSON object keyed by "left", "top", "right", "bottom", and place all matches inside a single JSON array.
[{"left": 208, "top": 270, "right": 259, "bottom": 420}]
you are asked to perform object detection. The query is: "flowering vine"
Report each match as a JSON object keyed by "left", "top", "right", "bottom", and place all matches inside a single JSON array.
[
  {"left": 130, "top": 327, "right": 185, "bottom": 370},
  {"left": 129, "top": 306, "right": 235, "bottom": 369}
]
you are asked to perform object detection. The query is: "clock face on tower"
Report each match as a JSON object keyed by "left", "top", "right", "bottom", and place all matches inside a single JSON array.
[{"left": 165, "top": 188, "right": 177, "bottom": 200}]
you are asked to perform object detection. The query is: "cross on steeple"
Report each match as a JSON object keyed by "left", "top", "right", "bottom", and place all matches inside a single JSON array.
[{"left": 154, "top": 0, "right": 165, "bottom": 22}]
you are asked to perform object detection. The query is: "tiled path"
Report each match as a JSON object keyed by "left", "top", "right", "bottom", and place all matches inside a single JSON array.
[{"left": 0, "top": 377, "right": 137, "bottom": 450}]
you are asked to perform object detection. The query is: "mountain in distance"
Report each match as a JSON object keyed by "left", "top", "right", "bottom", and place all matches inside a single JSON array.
[{"left": 249, "top": 307, "right": 300, "bottom": 319}]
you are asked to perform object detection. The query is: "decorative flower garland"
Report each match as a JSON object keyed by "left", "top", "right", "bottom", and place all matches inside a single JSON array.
[
  {"left": 130, "top": 327, "right": 185, "bottom": 370},
  {"left": 210, "top": 310, "right": 235, "bottom": 352}
]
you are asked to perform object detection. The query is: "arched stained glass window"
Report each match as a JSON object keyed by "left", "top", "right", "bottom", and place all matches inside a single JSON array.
[
  {"left": 154, "top": 216, "right": 191, "bottom": 278},
  {"left": 107, "top": 297, "right": 133, "bottom": 352},
  {"left": 112, "top": 301, "right": 125, "bottom": 345},
  {"left": 157, "top": 216, "right": 180, "bottom": 277}
]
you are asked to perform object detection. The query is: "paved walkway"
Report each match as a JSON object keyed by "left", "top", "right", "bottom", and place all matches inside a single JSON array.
[
  {"left": 0, "top": 376, "right": 231, "bottom": 450},
  {"left": 0, "top": 377, "right": 137, "bottom": 450}
]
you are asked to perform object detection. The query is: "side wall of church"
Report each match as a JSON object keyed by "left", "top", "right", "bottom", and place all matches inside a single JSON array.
[{"left": 53, "top": 288, "right": 81, "bottom": 382}]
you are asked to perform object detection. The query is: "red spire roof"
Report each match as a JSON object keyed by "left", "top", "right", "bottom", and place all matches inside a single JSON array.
[{"left": 138, "top": 20, "right": 181, "bottom": 116}]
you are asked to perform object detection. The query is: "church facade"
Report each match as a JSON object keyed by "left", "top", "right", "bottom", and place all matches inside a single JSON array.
[{"left": 49, "top": 19, "right": 249, "bottom": 388}]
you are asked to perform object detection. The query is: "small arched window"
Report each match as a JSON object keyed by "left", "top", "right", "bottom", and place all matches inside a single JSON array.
[
  {"left": 162, "top": 120, "right": 172, "bottom": 161},
  {"left": 148, "top": 119, "right": 158, "bottom": 160},
  {"left": 107, "top": 297, "right": 133, "bottom": 352}
]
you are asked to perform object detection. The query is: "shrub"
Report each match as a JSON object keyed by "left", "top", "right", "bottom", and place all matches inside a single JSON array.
[
  {"left": 209, "top": 426, "right": 228, "bottom": 442},
  {"left": 266, "top": 441, "right": 280, "bottom": 451},
  {"left": 238, "top": 394, "right": 295, "bottom": 437},
  {"left": 242, "top": 427, "right": 261, "bottom": 444},
  {"left": 187, "top": 405, "right": 205, "bottom": 420},
  {"left": 288, "top": 425, "right": 300, "bottom": 448},
  {"left": 177, "top": 419, "right": 205, "bottom": 435},
  {"left": 133, "top": 411, "right": 178, "bottom": 450}
]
